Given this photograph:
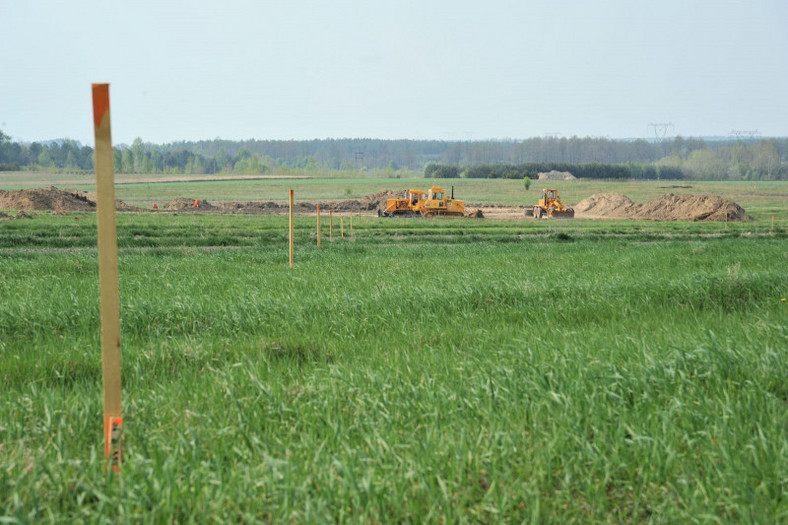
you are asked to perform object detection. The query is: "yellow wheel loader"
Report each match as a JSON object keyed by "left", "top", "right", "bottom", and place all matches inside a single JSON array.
[{"left": 531, "top": 188, "right": 575, "bottom": 219}]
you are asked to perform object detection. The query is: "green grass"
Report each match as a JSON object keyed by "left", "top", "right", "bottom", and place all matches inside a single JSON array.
[{"left": 1, "top": 213, "right": 787, "bottom": 522}]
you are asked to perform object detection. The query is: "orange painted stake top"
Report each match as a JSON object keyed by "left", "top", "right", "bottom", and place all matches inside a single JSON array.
[{"left": 193, "top": 199, "right": 199, "bottom": 208}]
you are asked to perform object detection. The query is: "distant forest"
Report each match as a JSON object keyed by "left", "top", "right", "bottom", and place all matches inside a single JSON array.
[{"left": 1, "top": 129, "right": 786, "bottom": 180}]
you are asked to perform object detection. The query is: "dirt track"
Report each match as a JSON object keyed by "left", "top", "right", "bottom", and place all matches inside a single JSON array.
[{"left": 0, "top": 186, "right": 751, "bottom": 222}]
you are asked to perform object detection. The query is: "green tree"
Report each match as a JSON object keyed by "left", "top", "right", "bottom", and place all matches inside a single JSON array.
[
  {"left": 685, "top": 149, "right": 725, "bottom": 180},
  {"left": 121, "top": 149, "right": 133, "bottom": 173},
  {"left": 751, "top": 141, "right": 779, "bottom": 180},
  {"left": 37, "top": 148, "right": 53, "bottom": 168},
  {"left": 131, "top": 138, "right": 145, "bottom": 173},
  {"left": 215, "top": 148, "right": 231, "bottom": 173},
  {"left": 523, "top": 176, "right": 531, "bottom": 190}
]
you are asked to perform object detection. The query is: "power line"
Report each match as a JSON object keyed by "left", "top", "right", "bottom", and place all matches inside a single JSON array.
[
  {"left": 728, "top": 129, "right": 760, "bottom": 140},
  {"left": 648, "top": 122, "right": 673, "bottom": 142}
]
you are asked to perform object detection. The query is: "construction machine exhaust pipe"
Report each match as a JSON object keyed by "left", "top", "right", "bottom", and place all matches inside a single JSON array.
[{"left": 451, "top": 186, "right": 454, "bottom": 200}]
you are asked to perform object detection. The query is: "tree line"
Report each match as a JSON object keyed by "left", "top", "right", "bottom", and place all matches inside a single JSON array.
[
  {"left": 1, "top": 129, "right": 786, "bottom": 180},
  {"left": 424, "top": 162, "right": 685, "bottom": 180}
]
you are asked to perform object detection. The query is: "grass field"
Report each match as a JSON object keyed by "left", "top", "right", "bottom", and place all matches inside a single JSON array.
[{"left": 1, "top": 178, "right": 787, "bottom": 522}]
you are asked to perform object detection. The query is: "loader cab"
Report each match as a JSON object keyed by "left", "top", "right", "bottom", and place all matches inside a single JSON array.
[{"left": 541, "top": 189, "right": 559, "bottom": 206}]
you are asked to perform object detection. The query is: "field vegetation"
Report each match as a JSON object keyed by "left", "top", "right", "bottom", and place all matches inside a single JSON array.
[{"left": 1, "top": 192, "right": 786, "bottom": 522}]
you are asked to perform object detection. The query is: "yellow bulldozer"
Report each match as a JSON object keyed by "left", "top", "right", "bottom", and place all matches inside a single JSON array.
[
  {"left": 531, "top": 188, "right": 575, "bottom": 219},
  {"left": 379, "top": 186, "right": 466, "bottom": 217}
]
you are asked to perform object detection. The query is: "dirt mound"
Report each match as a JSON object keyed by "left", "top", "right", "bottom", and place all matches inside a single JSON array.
[
  {"left": 631, "top": 194, "right": 750, "bottom": 222},
  {"left": 0, "top": 210, "right": 34, "bottom": 221},
  {"left": 574, "top": 193, "right": 636, "bottom": 218},
  {"left": 0, "top": 186, "right": 140, "bottom": 212},
  {"left": 359, "top": 190, "right": 407, "bottom": 211},
  {"left": 162, "top": 198, "right": 219, "bottom": 211},
  {"left": 575, "top": 192, "right": 750, "bottom": 221},
  {"left": 0, "top": 186, "right": 96, "bottom": 212},
  {"left": 538, "top": 170, "right": 576, "bottom": 181}
]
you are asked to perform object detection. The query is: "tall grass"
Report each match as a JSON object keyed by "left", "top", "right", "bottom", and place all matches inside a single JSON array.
[{"left": 1, "top": 215, "right": 786, "bottom": 522}]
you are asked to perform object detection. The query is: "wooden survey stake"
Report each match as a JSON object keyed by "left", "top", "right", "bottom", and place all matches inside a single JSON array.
[
  {"left": 316, "top": 204, "right": 321, "bottom": 248},
  {"left": 92, "top": 83, "right": 123, "bottom": 469},
  {"left": 289, "top": 189, "right": 294, "bottom": 268}
]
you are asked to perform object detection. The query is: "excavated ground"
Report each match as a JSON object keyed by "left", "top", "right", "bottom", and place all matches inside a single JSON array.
[
  {"left": 574, "top": 193, "right": 751, "bottom": 221},
  {"left": 0, "top": 186, "right": 751, "bottom": 222}
]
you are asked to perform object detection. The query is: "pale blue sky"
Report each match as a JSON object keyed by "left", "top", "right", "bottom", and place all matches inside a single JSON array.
[{"left": 1, "top": 0, "right": 786, "bottom": 145}]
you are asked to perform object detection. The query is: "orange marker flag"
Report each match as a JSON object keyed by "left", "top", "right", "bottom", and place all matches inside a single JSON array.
[
  {"left": 193, "top": 199, "right": 199, "bottom": 208},
  {"left": 92, "top": 83, "right": 123, "bottom": 471}
]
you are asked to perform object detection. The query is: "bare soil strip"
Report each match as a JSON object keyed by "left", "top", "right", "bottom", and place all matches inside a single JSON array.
[{"left": 0, "top": 186, "right": 751, "bottom": 222}]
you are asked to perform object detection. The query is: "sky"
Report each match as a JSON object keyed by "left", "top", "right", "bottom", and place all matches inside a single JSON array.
[{"left": 1, "top": 0, "right": 787, "bottom": 145}]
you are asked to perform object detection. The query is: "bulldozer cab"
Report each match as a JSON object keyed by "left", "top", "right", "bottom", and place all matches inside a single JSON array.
[{"left": 427, "top": 187, "right": 445, "bottom": 202}]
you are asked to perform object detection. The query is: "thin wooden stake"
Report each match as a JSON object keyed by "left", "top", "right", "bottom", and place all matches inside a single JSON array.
[
  {"left": 350, "top": 213, "right": 353, "bottom": 233},
  {"left": 341, "top": 215, "right": 344, "bottom": 239},
  {"left": 330, "top": 210, "right": 333, "bottom": 241},
  {"left": 316, "top": 204, "right": 321, "bottom": 248},
  {"left": 92, "top": 83, "right": 122, "bottom": 470},
  {"left": 289, "top": 189, "right": 294, "bottom": 268}
]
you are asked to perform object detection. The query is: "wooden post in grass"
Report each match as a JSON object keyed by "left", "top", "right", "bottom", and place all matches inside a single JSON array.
[
  {"left": 316, "top": 204, "right": 321, "bottom": 248},
  {"left": 341, "top": 215, "right": 344, "bottom": 239},
  {"left": 289, "top": 189, "right": 294, "bottom": 268},
  {"left": 330, "top": 210, "right": 333, "bottom": 241},
  {"left": 350, "top": 213, "right": 353, "bottom": 233},
  {"left": 92, "top": 83, "right": 122, "bottom": 470}
]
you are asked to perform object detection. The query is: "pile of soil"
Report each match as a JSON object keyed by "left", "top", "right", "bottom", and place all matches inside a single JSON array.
[
  {"left": 0, "top": 210, "right": 34, "bottom": 221},
  {"left": 575, "top": 193, "right": 751, "bottom": 221},
  {"left": 162, "top": 198, "right": 219, "bottom": 212},
  {"left": 631, "top": 194, "right": 750, "bottom": 222},
  {"left": 0, "top": 186, "right": 96, "bottom": 212},
  {"left": 574, "top": 193, "right": 636, "bottom": 218},
  {"left": 538, "top": 170, "right": 576, "bottom": 181},
  {"left": 358, "top": 190, "right": 407, "bottom": 211},
  {"left": 0, "top": 186, "right": 139, "bottom": 212}
]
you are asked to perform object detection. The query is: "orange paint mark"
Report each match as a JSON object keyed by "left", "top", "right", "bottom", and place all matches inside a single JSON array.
[
  {"left": 104, "top": 416, "right": 123, "bottom": 471},
  {"left": 92, "top": 84, "right": 110, "bottom": 129},
  {"left": 193, "top": 199, "right": 199, "bottom": 208}
]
